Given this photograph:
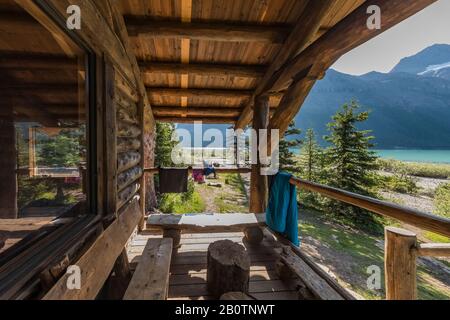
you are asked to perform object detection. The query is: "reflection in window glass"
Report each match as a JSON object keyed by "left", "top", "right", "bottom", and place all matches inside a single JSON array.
[{"left": 0, "top": 0, "right": 90, "bottom": 254}]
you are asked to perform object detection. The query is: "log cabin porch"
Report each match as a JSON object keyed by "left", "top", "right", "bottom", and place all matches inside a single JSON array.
[{"left": 0, "top": 0, "right": 449, "bottom": 300}]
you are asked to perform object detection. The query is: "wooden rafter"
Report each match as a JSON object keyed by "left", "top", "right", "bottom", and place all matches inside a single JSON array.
[
  {"left": 269, "top": 0, "right": 438, "bottom": 135},
  {"left": 155, "top": 116, "right": 237, "bottom": 124},
  {"left": 139, "top": 62, "right": 266, "bottom": 79},
  {"left": 235, "top": 0, "right": 335, "bottom": 129},
  {"left": 152, "top": 107, "right": 241, "bottom": 118},
  {"left": 125, "top": 18, "right": 289, "bottom": 43},
  {"left": 147, "top": 88, "right": 253, "bottom": 100}
]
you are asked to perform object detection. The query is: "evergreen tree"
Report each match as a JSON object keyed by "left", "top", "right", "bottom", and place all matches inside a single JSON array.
[
  {"left": 324, "top": 101, "right": 380, "bottom": 230},
  {"left": 299, "top": 128, "right": 324, "bottom": 182},
  {"left": 155, "top": 122, "right": 177, "bottom": 167},
  {"left": 279, "top": 121, "right": 302, "bottom": 174}
]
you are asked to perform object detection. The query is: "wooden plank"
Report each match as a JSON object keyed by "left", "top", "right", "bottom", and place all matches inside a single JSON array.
[
  {"left": 125, "top": 19, "right": 289, "bottom": 43},
  {"left": 148, "top": 88, "right": 253, "bottom": 100},
  {"left": 279, "top": 247, "right": 344, "bottom": 300},
  {"left": 235, "top": 0, "right": 334, "bottom": 129},
  {"left": 416, "top": 243, "right": 450, "bottom": 257},
  {"left": 155, "top": 116, "right": 237, "bottom": 124},
  {"left": 169, "top": 280, "right": 295, "bottom": 298},
  {"left": 139, "top": 62, "right": 266, "bottom": 78},
  {"left": 43, "top": 199, "right": 141, "bottom": 300},
  {"left": 147, "top": 213, "right": 266, "bottom": 233},
  {"left": 170, "top": 270, "right": 280, "bottom": 286},
  {"left": 169, "top": 262, "right": 277, "bottom": 276},
  {"left": 152, "top": 107, "right": 241, "bottom": 118},
  {"left": 123, "top": 238, "right": 173, "bottom": 300}
]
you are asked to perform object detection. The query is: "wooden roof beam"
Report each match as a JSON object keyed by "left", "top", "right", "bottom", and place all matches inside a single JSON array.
[
  {"left": 125, "top": 18, "right": 289, "bottom": 43},
  {"left": 147, "top": 88, "right": 253, "bottom": 100},
  {"left": 155, "top": 116, "right": 237, "bottom": 124},
  {"left": 269, "top": 0, "right": 438, "bottom": 137},
  {"left": 235, "top": 0, "right": 335, "bottom": 129},
  {"left": 139, "top": 62, "right": 266, "bottom": 78},
  {"left": 152, "top": 107, "right": 242, "bottom": 118}
]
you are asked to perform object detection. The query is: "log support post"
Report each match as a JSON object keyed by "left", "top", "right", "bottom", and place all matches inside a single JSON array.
[
  {"left": 163, "top": 228, "right": 181, "bottom": 249},
  {"left": 0, "top": 109, "right": 17, "bottom": 219},
  {"left": 249, "top": 95, "right": 269, "bottom": 214},
  {"left": 384, "top": 227, "right": 417, "bottom": 300}
]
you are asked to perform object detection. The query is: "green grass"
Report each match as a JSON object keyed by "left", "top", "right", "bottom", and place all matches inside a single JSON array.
[
  {"left": 378, "top": 159, "right": 450, "bottom": 179},
  {"left": 214, "top": 196, "right": 248, "bottom": 213},
  {"left": 424, "top": 231, "right": 450, "bottom": 243},
  {"left": 300, "top": 210, "right": 450, "bottom": 300},
  {"left": 434, "top": 183, "right": 450, "bottom": 218},
  {"left": 158, "top": 192, "right": 205, "bottom": 214}
]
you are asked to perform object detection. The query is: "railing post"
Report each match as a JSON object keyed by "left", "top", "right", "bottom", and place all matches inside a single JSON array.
[
  {"left": 249, "top": 95, "right": 269, "bottom": 213},
  {"left": 384, "top": 227, "right": 417, "bottom": 300}
]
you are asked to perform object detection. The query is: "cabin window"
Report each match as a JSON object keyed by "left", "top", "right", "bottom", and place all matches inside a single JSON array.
[{"left": 0, "top": 0, "right": 95, "bottom": 254}]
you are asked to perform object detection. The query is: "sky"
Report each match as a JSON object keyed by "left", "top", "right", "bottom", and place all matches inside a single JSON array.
[{"left": 332, "top": 0, "right": 450, "bottom": 75}]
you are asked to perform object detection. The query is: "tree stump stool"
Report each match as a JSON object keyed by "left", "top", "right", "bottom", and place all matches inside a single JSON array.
[{"left": 207, "top": 240, "right": 250, "bottom": 298}]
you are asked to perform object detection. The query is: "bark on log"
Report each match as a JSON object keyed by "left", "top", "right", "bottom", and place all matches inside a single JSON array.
[
  {"left": 117, "top": 108, "right": 138, "bottom": 125},
  {"left": 118, "top": 122, "right": 141, "bottom": 138},
  {"left": 117, "top": 138, "right": 141, "bottom": 153},
  {"left": 118, "top": 166, "right": 143, "bottom": 191},
  {"left": 118, "top": 183, "right": 140, "bottom": 209},
  {"left": 207, "top": 240, "right": 250, "bottom": 298},
  {"left": 118, "top": 151, "right": 141, "bottom": 173}
]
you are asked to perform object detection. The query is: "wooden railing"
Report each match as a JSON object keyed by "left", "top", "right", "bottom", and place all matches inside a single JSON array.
[
  {"left": 289, "top": 176, "right": 450, "bottom": 300},
  {"left": 289, "top": 177, "right": 450, "bottom": 238}
]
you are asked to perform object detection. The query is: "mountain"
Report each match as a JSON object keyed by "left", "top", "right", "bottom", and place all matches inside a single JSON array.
[
  {"left": 391, "top": 44, "right": 450, "bottom": 80},
  {"left": 295, "top": 44, "right": 450, "bottom": 149},
  {"left": 177, "top": 44, "right": 450, "bottom": 149}
]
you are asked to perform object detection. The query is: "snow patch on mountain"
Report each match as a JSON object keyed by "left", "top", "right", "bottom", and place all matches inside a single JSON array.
[{"left": 418, "top": 61, "right": 450, "bottom": 76}]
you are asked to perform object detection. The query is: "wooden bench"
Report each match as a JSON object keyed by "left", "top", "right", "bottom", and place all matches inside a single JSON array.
[
  {"left": 123, "top": 238, "right": 173, "bottom": 300},
  {"left": 147, "top": 213, "right": 266, "bottom": 233}
]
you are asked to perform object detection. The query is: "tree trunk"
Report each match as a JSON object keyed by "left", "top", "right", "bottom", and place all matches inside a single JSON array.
[{"left": 207, "top": 240, "right": 250, "bottom": 298}]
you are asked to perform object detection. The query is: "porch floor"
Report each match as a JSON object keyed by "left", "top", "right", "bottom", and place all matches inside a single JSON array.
[{"left": 127, "top": 231, "right": 298, "bottom": 300}]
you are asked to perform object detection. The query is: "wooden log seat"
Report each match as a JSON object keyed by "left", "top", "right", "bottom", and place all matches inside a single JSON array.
[
  {"left": 147, "top": 213, "right": 266, "bottom": 233},
  {"left": 123, "top": 238, "right": 173, "bottom": 300},
  {"left": 277, "top": 246, "right": 346, "bottom": 300},
  {"left": 207, "top": 240, "right": 250, "bottom": 298}
]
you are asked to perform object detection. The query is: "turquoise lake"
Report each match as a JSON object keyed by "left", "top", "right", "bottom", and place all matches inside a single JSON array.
[{"left": 374, "top": 150, "right": 450, "bottom": 164}]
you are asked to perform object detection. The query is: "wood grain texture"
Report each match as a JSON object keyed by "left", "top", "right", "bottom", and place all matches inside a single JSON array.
[
  {"left": 43, "top": 199, "right": 141, "bottom": 300},
  {"left": 384, "top": 227, "right": 417, "bottom": 300},
  {"left": 123, "top": 238, "right": 173, "bottom": 300},
  {"left": 147, "top": 213, "right": 266, "bottom": 233}
]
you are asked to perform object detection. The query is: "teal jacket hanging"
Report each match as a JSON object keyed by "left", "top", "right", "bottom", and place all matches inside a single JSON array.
[{"left": 266, "top": 172, "right": 299, "bottom": 246}]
